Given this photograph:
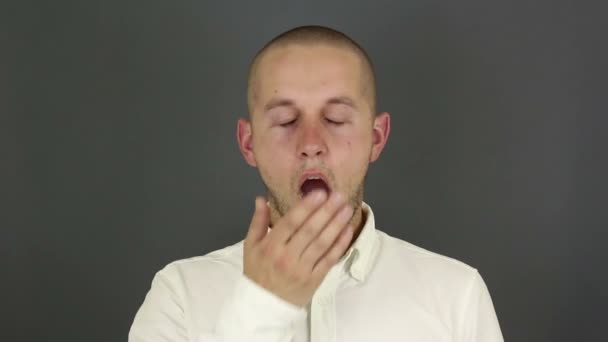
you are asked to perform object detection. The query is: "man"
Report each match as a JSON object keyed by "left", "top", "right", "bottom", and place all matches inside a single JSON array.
[{"left": 129, "top": 25, "right": 504, "bottom": 342}]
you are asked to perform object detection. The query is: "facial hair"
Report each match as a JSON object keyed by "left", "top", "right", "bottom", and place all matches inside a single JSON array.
[{"left": 265, "top": 171, "right": 365, "bottom": 226}]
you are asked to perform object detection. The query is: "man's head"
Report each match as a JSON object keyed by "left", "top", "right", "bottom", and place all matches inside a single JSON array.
[{"left": 237, "top": 25, "right": 390, "bottom": 227}]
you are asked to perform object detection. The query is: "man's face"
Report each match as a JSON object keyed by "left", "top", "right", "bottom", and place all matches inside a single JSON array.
[{"left": 239, "top": 43, "right": 389, "bottom": 218}]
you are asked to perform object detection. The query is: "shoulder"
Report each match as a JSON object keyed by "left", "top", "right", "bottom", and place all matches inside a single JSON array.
[
  {"left": 156, "top": 240, "right": 245, "bottom": 286},
  {"left": 376, "top": 230, "right": 479, "bottom": 288}
]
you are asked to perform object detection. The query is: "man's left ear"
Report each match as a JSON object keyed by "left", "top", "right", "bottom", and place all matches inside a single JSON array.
[{"left": 370, "top": 112, "right": 391, "bottom": 162}]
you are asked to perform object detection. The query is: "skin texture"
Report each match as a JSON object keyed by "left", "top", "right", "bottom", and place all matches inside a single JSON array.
[{"left": 237, "top": 43, "right": 390, "bottom": 307}]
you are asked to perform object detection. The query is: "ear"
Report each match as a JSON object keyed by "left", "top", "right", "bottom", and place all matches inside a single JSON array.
[
  {"left": 370, "top": 112, "right": 391, "bottom": 162},
  {"left": 237, "top": 118, "right": 257, "bottom": 167}
]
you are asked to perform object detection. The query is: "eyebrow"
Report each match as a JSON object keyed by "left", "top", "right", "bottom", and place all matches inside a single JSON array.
[
  {"left": 326, "top": 96, "right": 357, "bottom": 109},
  {"left": 264, "top": 98, "right": 296, "bottom": 112},
  {"left": 263, "top": 96, "right": 358, "bottom": 112}
]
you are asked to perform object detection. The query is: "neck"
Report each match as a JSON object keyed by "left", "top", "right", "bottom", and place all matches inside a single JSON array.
[
  {"left": 347, "top": 204, "right": 366, "bottom": 251},
  {"left": 267, "top": 202, "right": 367, "bottom": 250}
]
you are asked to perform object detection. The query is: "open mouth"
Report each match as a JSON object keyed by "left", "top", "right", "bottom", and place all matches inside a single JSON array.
[{"left": 299, "top": 173, "right": 331, "bottom": 198}]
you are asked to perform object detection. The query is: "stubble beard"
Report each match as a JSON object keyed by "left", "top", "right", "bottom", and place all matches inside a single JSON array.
[{"left": 265, "top": 177, "right": 365, "bottom": 227}]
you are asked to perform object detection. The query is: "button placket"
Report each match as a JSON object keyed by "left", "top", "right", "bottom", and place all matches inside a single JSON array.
[{"left": 310, "top": 268, "right": 338, "bottom": 342}]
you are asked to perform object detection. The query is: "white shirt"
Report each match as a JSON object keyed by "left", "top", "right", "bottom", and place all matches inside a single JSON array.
[{"left": 129, "top": 202, "right": 504, "bottom": 342}]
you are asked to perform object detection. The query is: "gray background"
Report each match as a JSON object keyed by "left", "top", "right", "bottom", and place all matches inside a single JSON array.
[{"left": 4, "top": 0, "right": 607, "bottom": 341}]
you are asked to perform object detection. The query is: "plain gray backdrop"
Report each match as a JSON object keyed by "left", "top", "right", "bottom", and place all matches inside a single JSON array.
[{"left": 4, "top": 0, "right": 607, "bottom": 341}]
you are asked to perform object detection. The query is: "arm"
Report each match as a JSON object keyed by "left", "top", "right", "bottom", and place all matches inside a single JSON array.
[
  {"left": 130, "top": 191, "right": 352, "bottom": 341},
  {"left": 128, "top": 271, "right": 188, "bottom": 342},
  {"left": 458, "top": 270, "right": 504, "bottom": 342},
  {"left": 129, "top": 271, "right": 306, "bottom": 342}
]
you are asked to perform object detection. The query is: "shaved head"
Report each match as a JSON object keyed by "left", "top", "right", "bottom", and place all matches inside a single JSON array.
[
  {"left": 247, "top": 25, "right": 377, "bottom": 115},
  {"left": 237, "top": 25, "right": 391, "bottom": 233}
]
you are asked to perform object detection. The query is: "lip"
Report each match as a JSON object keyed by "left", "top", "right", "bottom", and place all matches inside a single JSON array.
[{"left": 298, "top": 169, "right": 331, "bottom": 195}]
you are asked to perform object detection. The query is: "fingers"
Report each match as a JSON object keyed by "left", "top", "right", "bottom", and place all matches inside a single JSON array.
[
  {"left": 286, "top": 192, "right": 348, "bottom": 259},
  {"left": 311, "top": 224, "right": 354, "bottom": 279},
  {"left": 266, "top": 190, "right": 327, "bottom": 246},
  {"left": 245, "top": 196, "right": 270, "bottom": 245},
  {"left": 298, "top": 201, "right": 353, "bottom": 269},
  {"left": 242, "top": 192, "right": 355, "bottom": 308}
]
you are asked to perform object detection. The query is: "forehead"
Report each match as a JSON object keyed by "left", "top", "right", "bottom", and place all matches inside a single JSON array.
[{"left": 253, "top": 44, "right": 365, "bottom": 107}]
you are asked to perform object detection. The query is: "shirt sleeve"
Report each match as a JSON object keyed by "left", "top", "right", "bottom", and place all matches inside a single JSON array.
[
  {"left": 203, "top": 274, "right": 307, "bottom": 342},
  {"left": 129, "top": 270, "right": 307, "bottom": 342},
  {"left": 129, "top": 271, "right": 189, "bottom": 342},
  {"left": 458, "top": 270, "right": 504, "bottom": 342}
]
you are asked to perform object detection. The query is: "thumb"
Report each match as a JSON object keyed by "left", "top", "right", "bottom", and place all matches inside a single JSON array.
[{"left": 245, "top": 196, "right": 270, "bottom": 244}]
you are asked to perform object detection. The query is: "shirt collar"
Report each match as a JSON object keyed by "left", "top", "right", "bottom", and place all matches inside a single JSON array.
[
  {"left": 338, "top": 201, "right": 380, "bottom": 283},
  {"left": 265, "top": 201, "right": 380, "bottom": 283}
]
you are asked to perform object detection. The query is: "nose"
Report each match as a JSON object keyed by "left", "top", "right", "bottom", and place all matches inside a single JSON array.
[{"left": 297, "top": 121, "right": 327, "bottom": 159}]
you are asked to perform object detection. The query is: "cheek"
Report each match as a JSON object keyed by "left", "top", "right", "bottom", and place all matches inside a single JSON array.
[
  {"left": 259, "top": 128, "right": 294, "bottom": 149},
  {"left": 254, "top": 128, "right": 292, "bottom": 154},
  {"left": 333, "top": 131, "right": 371, "bottom": 181},
  {"left": 253, "top": 133, "right": 297, "bottom": 179},
  {"left": 339, "top": 128, "right": 371, "bottom": 157}
]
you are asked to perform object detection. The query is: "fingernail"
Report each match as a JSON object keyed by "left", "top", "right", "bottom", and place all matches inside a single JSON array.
[{"left": 311, "top": 190, "right": 326, "bottom": 203}]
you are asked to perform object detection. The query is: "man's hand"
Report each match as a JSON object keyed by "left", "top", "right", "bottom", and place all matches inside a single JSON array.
[{"left": 243, "top": 191, "right": 354, "bottom": 307}]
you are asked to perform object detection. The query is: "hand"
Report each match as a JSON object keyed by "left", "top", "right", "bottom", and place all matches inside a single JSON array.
[{"left": 243, "top": 191, "right": 354, "bottom": 307}]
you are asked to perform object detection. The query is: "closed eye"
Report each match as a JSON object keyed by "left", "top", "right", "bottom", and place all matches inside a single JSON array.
[
  {"left": 325, "top": 118, "right": 344, "bottom": 125},
  {"left": 280, "top": 119, "right": 297, "bottom": 127}
]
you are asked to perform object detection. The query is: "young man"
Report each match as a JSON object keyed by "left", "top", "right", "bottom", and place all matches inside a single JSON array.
[{"left": 129, "top": 25, "right": 504, "bottom": 342}]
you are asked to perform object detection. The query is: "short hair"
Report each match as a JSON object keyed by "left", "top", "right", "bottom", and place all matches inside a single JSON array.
[{"left": 247, "top": 25, "right": 377, "bottom": 115}]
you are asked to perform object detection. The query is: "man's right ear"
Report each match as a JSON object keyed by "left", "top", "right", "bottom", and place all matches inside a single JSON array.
[{"left": 237, "top": 118, "right": 257, "bottom": 167}]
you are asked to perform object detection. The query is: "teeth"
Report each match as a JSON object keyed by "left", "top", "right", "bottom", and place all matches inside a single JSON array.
[{"left": 307, "top": 176, "right": 321, "bottom": 180}]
